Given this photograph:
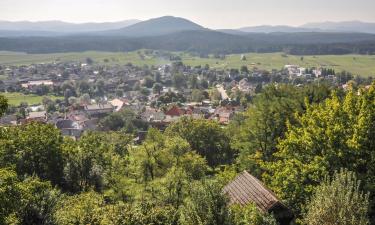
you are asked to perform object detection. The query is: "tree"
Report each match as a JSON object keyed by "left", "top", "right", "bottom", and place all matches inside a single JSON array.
[
  {"left": 140, "top": 88, "right": 150, "bottom": 96},
  {"left": 100, "top": 109, "right": 148, "bottom": 133},
  {"left": 94, "top": 79, "right": 105, "bottom": 97},
  {"left": 230, "top": 203, "right": 278, "bottom": 225},
  {"left": 153, "top": 83, "right": 163, "bottom": 95},
  {"left": 0, "top": 122, "right": 64, "bottom": 186},
  {"left": 0, "top": 169, "right": 23, "bottom": 224},
  {"left": 179, "top": 180, "right": 232, "bottom": 225},
  {"left": 232, "top": 83, "right": 332, "bottom": 175},
  {"left": 172, "top": 73, "right": 186, "bottom": 89},
  {"left": 303, "top": 170, "right": 369, "bottom": 225},
  {"left": 115, "top": 89, "right": 124, "bottom": 98},
  {"left": 63, "top": 132, "right": 132, "bottom": 193},
  {"left": 35, "top": 84, "right": 50, "bottom": 96},
  {"left": 231, "top": 84, "right": 303, "bottom": 174},
  {"left": 76, "top": 80, "right": 91, "bottom": 95},
  {"left": 165, "top": 117, "right": 234, "bottom": 167},
  {"left": 188, "top": 75, "right": 199, "bottom": 89},
  {"left": 17, "top": 177, "right": 61, "bottom": 225},
  {"left": 85, "top": 57, "right": 94, "bottom": 65},
  {"left": 210, "top": 89, "right": 222, "bottom": 102},
  {"left": 154, "top": 72, "right": 162, "bottom": 83},
  {"left": 0, "top": 169, "right": 60, "bottom": 225},
  {"left": 80, "top": 93, "right": 91, "bottom": 105},
  {"left": 240, "top": 65, "right": 249, "bottom": 74},
  {"left": 53, "top": 192, "right": 104, "bottom": 225},
  {"left": 134, "top": 128, "right": 168, "bottom": 181},
  {"left": 191, "top": 89, "right": 206, "bottom": 102},
  {"left": 99, "top": 113, "right": 125, "bottom": 131},
  {"left": 143, "top": 76, "right": 155, "bottom": 88},
  {"left": 0, "top": 94, "right": 8, "bottom": 117},
  {"left": 262, "top": 84, "right": 375, "bottom": 215},
  {"left": 68, "top": 96, "right": 77, "bottom": 105},
  {"left": 161, "top": 136, "right": 209, "bottom": 207}
]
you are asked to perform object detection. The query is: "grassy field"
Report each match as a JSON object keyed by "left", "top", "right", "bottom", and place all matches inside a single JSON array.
[
  {"left": 182, "top": 53, "right": 375, "bottom": 77},
  {"left": 0, "top": 92, "right": 62, "bottom": 106},
  {"left": 1, "top": 51, "right": 375, "bottom": 77},
  {"left": 0, "top": 51, "right": 170, "bottom": 67}
]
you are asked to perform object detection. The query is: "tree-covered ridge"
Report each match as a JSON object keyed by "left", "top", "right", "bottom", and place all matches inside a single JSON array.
[
  {"left": 1, "top": 31, "right": 375, "bottom": 55},
  {"left": 0, "top": 82, "right": 374, "bottom": 224}
]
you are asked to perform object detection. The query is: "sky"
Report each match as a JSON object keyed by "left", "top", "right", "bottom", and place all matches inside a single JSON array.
[{"left": 1, "top": 0, "right": 375, "bottom": 29}]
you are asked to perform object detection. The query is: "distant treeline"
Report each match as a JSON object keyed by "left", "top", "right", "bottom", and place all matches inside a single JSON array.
[{"left": 1, "top": 30, "right": 375, "bottom": 55}]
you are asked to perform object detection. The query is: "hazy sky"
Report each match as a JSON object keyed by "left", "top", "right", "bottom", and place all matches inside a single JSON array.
[{"left": 1, "top": 0, "right": 375, "bottom": 28}]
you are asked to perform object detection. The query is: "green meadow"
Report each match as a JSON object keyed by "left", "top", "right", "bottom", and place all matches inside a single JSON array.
[
  {"left": 0, "top": 51, "right": 375, "bottom": 77},
  {"left": 0, "top": 92, "right": 62, "bottom": 106}
]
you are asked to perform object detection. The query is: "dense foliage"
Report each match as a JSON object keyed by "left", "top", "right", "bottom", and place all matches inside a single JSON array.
[
  {"left": 1, "top": 32, "right": 375, "bottom": 55},
  {"left": 1, "top": 82, "right": 375, "bottom": 224},
  {"left": 303, "top": 169, "right": 369, "bottom": 225}
]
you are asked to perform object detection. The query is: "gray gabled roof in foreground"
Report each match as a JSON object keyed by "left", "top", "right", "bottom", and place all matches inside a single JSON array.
[{"left": 223, "top": 171, "right": 283, "bottom": 212}]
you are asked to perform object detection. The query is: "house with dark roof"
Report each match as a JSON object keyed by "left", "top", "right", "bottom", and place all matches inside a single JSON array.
[
  {"left": 223, "top": 171, "right": 294, "bottom": 225},
  {"left": 0, "top": 115, "right": 17, "bottom": 126},
  {"left": 55, "top": 119, "right": 83, "bottom": 139}
]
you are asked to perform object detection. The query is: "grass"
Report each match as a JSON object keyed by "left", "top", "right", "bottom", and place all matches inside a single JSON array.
[
  {"left": 0, "top": 92, "right": 62, "bottom": 106},
  {"left": 182, "top": 53, "right": 375, "bottom": 77},
  {"left": 0, "top": 51, "right": 169, "bottom": 67},
  {"left": 0, "top": 51, "right": 375, "bottom": 77}
]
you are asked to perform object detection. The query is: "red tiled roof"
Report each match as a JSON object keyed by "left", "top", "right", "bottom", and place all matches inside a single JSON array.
[
  {"left": 223, "top": 171, "right": 281, "bottom": 212},
  {"left": 165, "top": 106, "right": 185, "bottom": 117}
]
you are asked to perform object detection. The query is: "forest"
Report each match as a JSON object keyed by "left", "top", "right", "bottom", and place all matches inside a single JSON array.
[
  {"left": 0, "top": 82, "right": 374, "bottom": 225},
  {"left": 1, "top": 31, "right": 375, "bottom": 55}
]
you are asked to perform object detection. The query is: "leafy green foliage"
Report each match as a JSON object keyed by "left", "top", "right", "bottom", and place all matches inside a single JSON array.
[
  {"left": 1, "top": 83, "right": 374, "bottom": 224},
  {"left": 231, "top": 84, "right": 306, "bottom": 174},
  {"left": 303, "top": 169, "right": 369, "bottom": 225},
  {"left": 166, "top": 117, "right": 234, "bottom": 167},
  {"left": 53, "top": 191, "right": 105, "bottom": 225},
  {"left": 63, "top": 132, "right": 133, "bottom": 193},
  {"left": 262, "top": 84, "right": 375, "bottom": 215},
  {"left": 17, "top": 177, "right": 61, "bottom": 225},
  {"left": 0, "top": 168, "right": 60, "bottom": 225},
  {"left": 0, "top": 122, "right": 64, "bottom": 186},
  {"left": 0, "top": 168, "right": 22, "bottom": 224},
  {"left": 230, "top": 204, "right": 278, "bottom": 225},
  {"left": 179, "top": 181, "right": 232, "bottom": 225},
  {"left": 99, "top": 109, "right": 148, "bottom": 132},
  {"left": 0, "top": 95, "right": 8, "bottom": 117}
]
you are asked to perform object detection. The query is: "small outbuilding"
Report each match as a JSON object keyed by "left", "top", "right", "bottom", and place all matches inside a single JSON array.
[{"left": 223, "top": 171, "right": 294, "bottom": 225}]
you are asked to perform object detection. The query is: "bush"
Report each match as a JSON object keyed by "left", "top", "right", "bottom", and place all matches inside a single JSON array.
[{"left": 303, "top": 169, "right": 369, "bottom": 225}]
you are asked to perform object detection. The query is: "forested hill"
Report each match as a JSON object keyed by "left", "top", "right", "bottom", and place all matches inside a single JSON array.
[{"left": 1, "top": 30, "right": 375, "bottom": 55}]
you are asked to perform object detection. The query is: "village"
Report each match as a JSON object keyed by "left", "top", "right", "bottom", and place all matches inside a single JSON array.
[{"left": 0, "top": 57, "right": 369, "bottom": 141}]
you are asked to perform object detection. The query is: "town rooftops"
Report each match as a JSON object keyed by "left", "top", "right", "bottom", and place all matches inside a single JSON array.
[
  {"left": 21, "top": 80, "right": 54, "bottom": 88},
  {"left": 85, "top": 104, "right": 113, "bottom": 111},
  {"left": 109, "top": 98, "right": 129, "bottom": 112},
  {"left": 27, "top": 111, "right": 47, "bottom": 119},
  {"left": 165, "top": 105, "right": 186, "bottom": 117}
]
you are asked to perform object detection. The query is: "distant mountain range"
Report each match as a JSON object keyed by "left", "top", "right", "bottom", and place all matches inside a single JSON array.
[
  {"left": 1, "top": 17, "right": 375, "bottom": 55},
  {"left": 238, "top": 21, "right": 375, "bottom": 34},
  {"left": 0, "top": 19, "right": 140, "bottom": 35},
  {"left": 301, "top": 21, "right": 375, "bottom": 34},
  {"left": 1, "top": 17, "right": 375, "bottom": 37},
  {"left": 237, "top": 25, "right": 319, "bottom": 33},
  {"left": 99, "top": 16, "right": 207, "bottom": 37}
]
